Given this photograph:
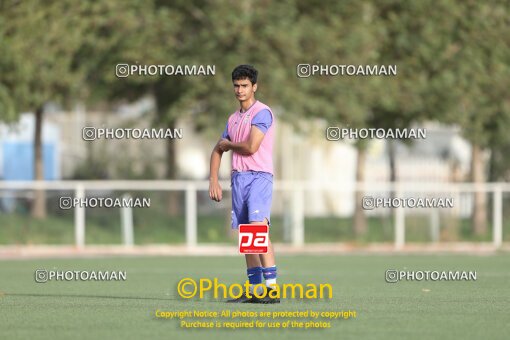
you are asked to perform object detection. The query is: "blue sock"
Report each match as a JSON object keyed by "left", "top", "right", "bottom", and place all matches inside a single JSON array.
[
  {"left": 263, "top": 266, "right": 277, "bottom": 287},
  {"left": 247, "top": 267, "right": 263, "bottom": 292}
]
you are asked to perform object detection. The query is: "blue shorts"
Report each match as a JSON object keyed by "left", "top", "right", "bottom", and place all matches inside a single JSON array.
[{"left": 231, "top": 171, "right": 273, "bottom": 229}]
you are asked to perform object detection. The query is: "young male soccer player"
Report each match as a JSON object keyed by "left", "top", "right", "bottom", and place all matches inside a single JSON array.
[{"left": 208, "top": 64, "right": 279, "bottom": 304}]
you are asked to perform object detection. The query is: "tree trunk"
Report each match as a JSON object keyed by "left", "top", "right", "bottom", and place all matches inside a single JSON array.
[
  {"left": 445, "top": 160, "right": 462, "bottom": 240},
  {"left": 388, "top": 139, "right": 397, "bottom": 190},
  {"left": 31, "top": 106, "right": 46, "bottom": 219},
  {"left": 488, "top": 146, "right": 496, "bottom": 182},
  {"left": 471, "top": 144, "right": 487, "bottom": 235},
  {"left": 354, "top": 146, "right": 367, "bottom": 236},
  {"left": 166, "top": 119, "right": 180, "bottom": 216}
]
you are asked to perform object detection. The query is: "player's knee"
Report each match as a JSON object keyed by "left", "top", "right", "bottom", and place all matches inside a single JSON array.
[{"left": 249, "top": 218, "right": 269, "bottom": 226}]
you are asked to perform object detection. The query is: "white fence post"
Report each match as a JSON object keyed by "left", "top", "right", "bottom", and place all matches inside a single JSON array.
[
  {"left": 121, "top": 194, "right": 134, "bottom": 247},
  {"left": 430, "top": 209, "right": 440, "bottom": 243},
  {"left": 292, "top": 184, "right": 305, "bottom": 247},
  {"left": 185, "top": 184, "right": 197, "bottom": 248},
  {"left": 395, "top": 207, "right": 405, "bottom": 249},
  {"left": 493, "top": 186, "right": 503, "bottom": 248},
  {"left": 74, "top": 184, "right": 85, "bottom": 248},
  {"left": 394, "top": 186, "right": 405, "bottom": 249}
]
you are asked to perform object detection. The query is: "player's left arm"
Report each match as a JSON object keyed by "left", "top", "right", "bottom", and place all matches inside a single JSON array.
[{"left": 218, "top": 126, "right": 264, "bottom": 155}]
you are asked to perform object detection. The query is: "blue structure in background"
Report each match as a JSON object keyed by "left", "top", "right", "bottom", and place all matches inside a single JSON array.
[{"left": 3, "top": 142, "right": 57, "bottom": 180}]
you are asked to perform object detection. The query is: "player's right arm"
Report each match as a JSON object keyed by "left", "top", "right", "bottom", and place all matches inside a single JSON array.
[{"left": 209, "top": 140, "right": 224, "bottom": 202}]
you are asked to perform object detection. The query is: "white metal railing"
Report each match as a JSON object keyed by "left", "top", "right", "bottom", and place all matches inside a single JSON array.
[{"left": 0, "top": 180, "right": 508, "bottom": 249}]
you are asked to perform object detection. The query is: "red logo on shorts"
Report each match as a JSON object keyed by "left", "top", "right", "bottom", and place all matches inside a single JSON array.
[{"left": 239, "top": 224, "right": 268, "bottom": 254}]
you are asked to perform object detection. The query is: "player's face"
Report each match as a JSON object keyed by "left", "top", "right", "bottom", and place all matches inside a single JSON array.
[{"left": 233, "top": 78, "right": 257, "bottom": 102}]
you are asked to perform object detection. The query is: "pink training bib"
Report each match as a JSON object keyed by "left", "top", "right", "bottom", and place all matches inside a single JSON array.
[{"left": 226, "top": 100, "right": 275, "bottom": 174}]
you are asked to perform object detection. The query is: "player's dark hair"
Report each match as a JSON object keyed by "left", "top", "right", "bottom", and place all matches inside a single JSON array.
[{"left": 232, "top": 64, "right": 258, "bottom": 84}]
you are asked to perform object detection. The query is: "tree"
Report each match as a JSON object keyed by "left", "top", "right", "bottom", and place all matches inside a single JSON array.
[
  {"left": 289, "top": 0, "right": 430, "bottom": 236},
  {"left": 157, "top": 0, "right": 304, "bottom": 136},
  {"left": 0, "top": 1, "right": 91, "bottom": 218},
  {"left": 423, "top": 0, "right": 510, "bottom": 235},
  {"left": 0, "top": 0, "right": 177, "bottom": 218}
]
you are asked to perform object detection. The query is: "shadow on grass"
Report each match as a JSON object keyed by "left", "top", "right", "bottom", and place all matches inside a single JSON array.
[
  {"left": 4, "top": 293, "right": 267, "bottom": 304},
  {"left": 5, "top": 292, "right": 179, "bottom": 301}
]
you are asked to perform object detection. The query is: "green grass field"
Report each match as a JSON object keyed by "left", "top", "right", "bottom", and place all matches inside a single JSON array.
[{"left": 1, "top": 254, "right": 509, "bottom": 339}]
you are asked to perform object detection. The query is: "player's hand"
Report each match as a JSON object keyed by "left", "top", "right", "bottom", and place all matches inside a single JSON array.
[
  {"left": 209, "top": 179, "right": 223, "bottom": 202},
  {"left": 218, "top": 139, "right": 231, "bottom": 152}
]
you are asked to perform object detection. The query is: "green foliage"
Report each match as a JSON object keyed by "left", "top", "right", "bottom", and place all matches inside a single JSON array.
[
  {"left": 0, "top": 0, "right": 178, "bottom": 117},
  {"left": 1, "top": 0, "right": 509, "bottom": 174},
  {"left": 0, "top": 1, "right": 88, "bottom": 116},
  {"left": 421, "top": 0, "right": 510, "bottom": 148}
]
